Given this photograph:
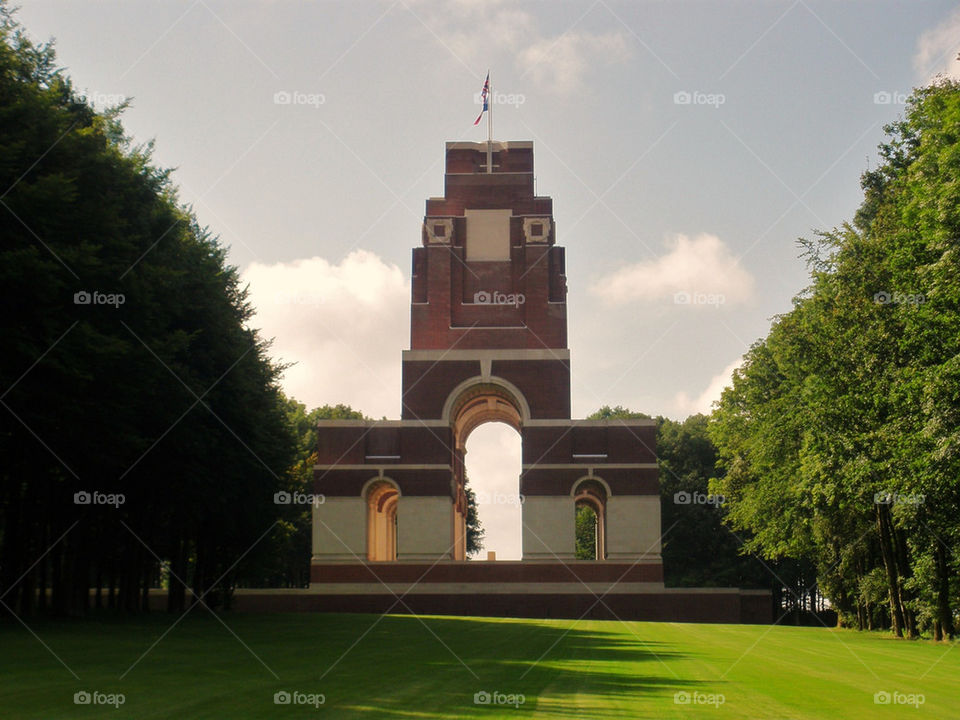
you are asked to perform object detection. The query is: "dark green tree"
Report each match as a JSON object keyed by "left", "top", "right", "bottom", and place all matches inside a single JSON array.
[
  {"left": 0, "top": 3, "right": 296, "bottom": 615},
  {"left": 465, "top": 482, "right": 484, "bottom": 558}
]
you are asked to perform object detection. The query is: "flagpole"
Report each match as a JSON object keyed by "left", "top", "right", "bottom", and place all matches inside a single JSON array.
[{"left": 486, "top": 71, "right": 493, "bottom": 174}]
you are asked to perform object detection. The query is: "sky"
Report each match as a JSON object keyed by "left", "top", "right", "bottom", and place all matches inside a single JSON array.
[{"left": 17, "top": 0, "right": 960, "bottom": 558}]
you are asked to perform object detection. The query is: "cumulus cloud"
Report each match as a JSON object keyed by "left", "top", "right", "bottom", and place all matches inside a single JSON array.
[
  {"left": 409, "top": 0, "right": 630, "bottom": 95},
  {"left": 913, "top": 6, "right": 960, "bottom": 82},
  {"left": 673, "top": 357, "right": 742, "bottom": 418},
  {"left": 591, "top": 233, "right": 755, "bottom": 306},
  {"left": 519, "top": 32, "right": 631, "bottom": 95},
  {"left": 242, "top": 250, "right": 408, "bottom": 418}
]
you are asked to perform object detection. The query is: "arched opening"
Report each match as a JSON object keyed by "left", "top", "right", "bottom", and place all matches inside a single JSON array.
[
  {"left": 573, "top": 479, "right": 607, "bottom": 560},
  {"left": 366, "top": 480, "right": 398, "bottom": 561},
  {"left": 463, "top": 423, "right": 522, "bottom": 560},
  {"left": 447, "top": 380, "right": 525, "bottom": 561}
]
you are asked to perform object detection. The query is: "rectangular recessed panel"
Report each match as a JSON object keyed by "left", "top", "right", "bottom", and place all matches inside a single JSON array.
[{"left": 465, "top": 208, "right": 511, "bottom": 261}]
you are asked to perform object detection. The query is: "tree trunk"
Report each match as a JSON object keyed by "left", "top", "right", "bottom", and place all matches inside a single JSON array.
[
  {"left": 934, "top": 543, "right": 954, "bottom": 640},
  {"left": 892, "top": 525, "right": 917, "bottom": 638},
  {"left": 876, "top": 504, "right": 905, "bottom": 637}
]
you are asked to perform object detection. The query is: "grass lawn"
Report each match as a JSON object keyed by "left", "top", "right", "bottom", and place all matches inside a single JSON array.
[{"left": 0, "top": 612, "right": 956, "bottom": 718}]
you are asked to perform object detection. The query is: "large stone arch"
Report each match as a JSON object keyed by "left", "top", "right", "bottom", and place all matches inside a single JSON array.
[
  {"left": 443, "top": 377, "right": 527, "bottom": 560},
  {"left": 441, "top": 375, "right": 530, "bottom": 449}
]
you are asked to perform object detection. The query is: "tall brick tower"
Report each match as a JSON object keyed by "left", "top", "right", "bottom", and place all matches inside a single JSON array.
[{"left": 310, "top": 140, "right": 678, "bottom": 616}]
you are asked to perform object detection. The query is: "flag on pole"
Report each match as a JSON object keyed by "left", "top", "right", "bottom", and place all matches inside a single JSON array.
[{"left": 474, "top": 72, "right": 490, "bottom": 126}]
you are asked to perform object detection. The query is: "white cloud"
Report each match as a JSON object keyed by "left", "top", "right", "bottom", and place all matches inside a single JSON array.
[
  {"left": 242, "top": 250, "right": 408, "bottom": 418},
  {"left": 591, "top": 233, "right": 755, "bottom": 306},
  {"left": 409, "top": 0, "right": 630, "bottom": 95},
  {"left": 913, "top": 6, "right": 960, "bottom": 82},
  {"left": 518, "top": 32, "right": 631, "bottom": 95},
  {"left": 673, "top": 357, "right": 742, "bottom": 418}
]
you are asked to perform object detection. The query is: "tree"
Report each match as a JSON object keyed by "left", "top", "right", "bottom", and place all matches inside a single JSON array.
[
  {"left": 242, "top": 399, "right": 368, "bottom": 588},
  {"left": 710, "top": 78, "right": 960, "bottom": 637},
  {"left": 0, "top": 3, "right": 296, "bottom": 615},
  {"left": 465, "top": 482, "right": 484, "bottom": 558},
  {"left": 575, "top": 505, "right": 598, "bottom": 560},
  {"left": 588, "top": 407, "right": 778, "bottom": 592}
]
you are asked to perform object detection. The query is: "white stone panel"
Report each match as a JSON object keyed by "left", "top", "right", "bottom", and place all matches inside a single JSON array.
[
  {"left": 606, "top": 495, "right": 661, "bottom": 560},
  {"left": 522, "top": 496, "right": 575, "bottom": 559},
  {"left": 399, "top": 496, "right": 454, "bottom": 561},
  {"left": 313, "top": 497, "right": 366, "bottom": 561}
]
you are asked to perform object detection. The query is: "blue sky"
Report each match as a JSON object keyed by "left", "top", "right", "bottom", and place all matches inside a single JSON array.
[{"left": 18, "top": 0, "right": 960, "bottom": 557}]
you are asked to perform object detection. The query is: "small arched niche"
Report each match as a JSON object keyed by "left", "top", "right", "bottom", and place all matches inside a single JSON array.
[
  {"left": 573, "top": 478, "right": 608, "bottom": 561},
  {"left": 365, "top": 479, "right": 399, "bottom": 561}
]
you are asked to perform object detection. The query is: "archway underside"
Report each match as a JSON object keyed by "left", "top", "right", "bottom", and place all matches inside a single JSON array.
[
  {"left": 451, "top": 383, "right": 523, "bottom": 450},
  {"left": 450, "top": 384, "right": 524, "bottom": 561}
]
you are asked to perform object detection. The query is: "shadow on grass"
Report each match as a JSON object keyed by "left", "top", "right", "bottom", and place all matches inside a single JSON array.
[
  {"left": 0, "top": 612, "right": 718, "bottom": 719},
  {"left": 314, "top": 613, "right": 715, "bottom": 718}
]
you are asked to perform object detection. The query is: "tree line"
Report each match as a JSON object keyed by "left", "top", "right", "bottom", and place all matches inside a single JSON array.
[
  {"left": 710, "top": 80, "right": 960, "bottom": 639},
  {"left": 0, "top": 6, "right": 298, "bottom": 615}
]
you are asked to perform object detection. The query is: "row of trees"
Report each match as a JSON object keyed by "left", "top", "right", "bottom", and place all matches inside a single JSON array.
[
  {"left": 586, "top": 408, "right": 818, "bottom": 613},
  {"left": 0, "top": 6, "right": 296, "bottom": 615},
  {"left": 710, "top": 80, "right": 960, "bottom": 638}
]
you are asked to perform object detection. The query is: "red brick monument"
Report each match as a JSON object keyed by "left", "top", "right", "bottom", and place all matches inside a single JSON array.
[{"left": 305, "top": 141, "right": 771, "bottom": 623}]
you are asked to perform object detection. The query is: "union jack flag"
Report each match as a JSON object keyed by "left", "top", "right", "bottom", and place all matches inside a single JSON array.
[{"left": 474, "top": 72, "right": 489, "bottom": 126}]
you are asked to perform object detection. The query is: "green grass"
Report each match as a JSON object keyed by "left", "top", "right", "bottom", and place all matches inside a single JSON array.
[{"left": 1, "top": 612, "right": 956, "bottom": 718}]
